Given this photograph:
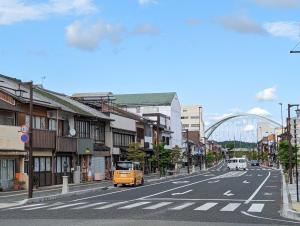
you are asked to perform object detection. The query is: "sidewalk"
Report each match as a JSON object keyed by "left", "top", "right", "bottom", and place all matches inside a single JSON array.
[
  {"left": 281, "top": 170, "right": 300, "bottom": 221},
  {"left": 0, "top": 168, "right": 195, "bottom": 208}
]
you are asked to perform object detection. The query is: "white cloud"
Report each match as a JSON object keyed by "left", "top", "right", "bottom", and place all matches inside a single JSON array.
[
  {"left": 133, "top": 23, "right": 160, "bottom": 35},
  {"left": 207, "top": 113, "right": 234, "bottom": 121},
  {"left": 0, "top": 0, "right": 97, "bottom": 25},
  {"left": 65, "top": 20, "right": 124, "bottom": 51},
  {"left": 244, "top": 124, "right": 255, "bottom": 132},
  {"left": 247, "top": 107, "right": 271, "bottom": 117},
  {"left": 256, "top": 87, "right": 277, "bottom": 101},
  {"left": 218, "top": 14, "right": 265, "bottom": 34},
  {"left": 263, "top": 21, "right": 300, "bottom": 40},
  {"left": 138, "top": 0, "right": 157, "bottom": 6},
  {"left": 252, "top": 0, "right": 300, "bottom": 8}
]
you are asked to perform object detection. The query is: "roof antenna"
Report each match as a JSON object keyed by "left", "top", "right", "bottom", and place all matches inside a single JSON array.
[{"left": 41, "top": 76, "right": 46, "bottom": 87}]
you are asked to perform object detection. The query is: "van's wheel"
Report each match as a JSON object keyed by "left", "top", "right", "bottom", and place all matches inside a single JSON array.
[
  {"left": 114, "top": 184, "right": 118, "bottom": 187},
  {"left": 132, "top": 180, "right": 136, "bottom": 187}
]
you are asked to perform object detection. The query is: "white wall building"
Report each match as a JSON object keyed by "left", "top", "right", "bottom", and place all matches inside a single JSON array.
[
  {"left": 181, "top": 105, "right": 205, "bottom": 143},
  {"left": 114, "top": 92, "right": 182, "bottom": 148}
]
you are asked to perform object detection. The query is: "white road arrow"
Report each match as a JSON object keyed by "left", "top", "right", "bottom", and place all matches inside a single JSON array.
[
  {"left": 264, "top": 192, "right": 272, "bottom": 196},
  {"left": 208, "top": 180, "right": 220, "bottom": 184},
  {"left": 171, "top": 190, "right": 193, "bottom": 196},
  {"left": 172, "top": 181, "right": 189, "bottom": 184},
  {"left": 243, "top": 180, "right": 250, "bottom": 184},
  {"left": 223, "top": 190, "right": 234, "bottom": 197}
]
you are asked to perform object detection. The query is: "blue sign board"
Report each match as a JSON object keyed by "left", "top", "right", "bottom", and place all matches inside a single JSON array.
[{"left": 21, "top": 133, "right": 29, "bottom": 143}]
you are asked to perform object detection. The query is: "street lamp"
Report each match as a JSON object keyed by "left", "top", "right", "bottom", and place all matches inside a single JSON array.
[
  {"left": 287, "top": 104, "right": 300, "bottom": 184},
  {"left": 294, "top": 108, "right": 300, "bottom": 202}
]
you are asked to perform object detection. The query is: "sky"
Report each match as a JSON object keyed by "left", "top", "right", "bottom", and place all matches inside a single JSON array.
[{"left": 1, "top": 0, "right": 300, "bottom": 131}]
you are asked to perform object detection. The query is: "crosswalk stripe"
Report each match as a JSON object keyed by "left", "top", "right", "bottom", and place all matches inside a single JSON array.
[
  {"left": 143, "top": 202, "right": 172, "bottom": 210},
  {"left": 72, "top": 202, "right": 107, "bottom": 210},
  {"left": 24, "top": 202, "right": 64, "bottom": 211},
  {"left": 170, "top": 202, "right": 195, "bottom": 210},
  {"left": 95, "top": 201, "right": 128, "bottom": 210},
  {"left": 220, "top": 203, "right": 241, "bottom": 212},
  {"left": 8, "top": 203, "right": 45, "bottom": 210},
  {"left": 118, "top": 202, "right": 151, "bottom": 209},
  {"left": 194, "top": 202, "right": 218, "bottom": 211},
  {"left": 48, "top": 202, "right": 87, "bottom": 210},
  {"left": 247, "top": 204, "right": 264, "bottom": 213}
]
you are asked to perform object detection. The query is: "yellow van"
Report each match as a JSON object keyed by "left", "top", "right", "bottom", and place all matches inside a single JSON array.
[{"left": 113, "top": 161, "right": 144, "bottom": 187}]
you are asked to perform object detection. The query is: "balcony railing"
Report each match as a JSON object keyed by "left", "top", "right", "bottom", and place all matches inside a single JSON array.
[
  {"left": 26, "top": 129, "right": 56, "bottom": 149},
  {"left": 57, "top": 136, "right": 77, "bottom": 153}
]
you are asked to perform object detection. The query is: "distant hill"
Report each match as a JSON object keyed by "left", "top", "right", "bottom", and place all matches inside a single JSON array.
[{"left": 219, "top": 141, "right": 256, "bottom": 150}]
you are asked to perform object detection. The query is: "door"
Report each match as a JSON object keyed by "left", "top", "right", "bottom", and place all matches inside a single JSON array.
[{"left": 91, "top": 157, "right": 105, "bottom": 180}]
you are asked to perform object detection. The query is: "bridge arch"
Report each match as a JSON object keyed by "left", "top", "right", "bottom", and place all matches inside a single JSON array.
[{"left": 204, "top": 113, "right": 281, "bottom": 139}]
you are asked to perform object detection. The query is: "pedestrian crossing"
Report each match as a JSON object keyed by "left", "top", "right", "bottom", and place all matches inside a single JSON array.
[
  {"left": 211, "top": 168, "right": 276, "bottom": 172},
  {"left": 3, "top": 201, "right": 266, "bottom": 214}
]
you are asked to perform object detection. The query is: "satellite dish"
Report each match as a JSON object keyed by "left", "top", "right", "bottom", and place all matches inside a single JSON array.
[{"left": 69, "top": 128, "right": 76, "bottom": 137}]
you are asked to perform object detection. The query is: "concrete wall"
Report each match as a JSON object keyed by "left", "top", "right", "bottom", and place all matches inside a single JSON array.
[{"left": 0, "top": 125, "right": 24, "bottom": 151}]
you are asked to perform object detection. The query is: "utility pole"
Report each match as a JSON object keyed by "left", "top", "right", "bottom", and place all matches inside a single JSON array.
[
  {"left": 156, "top": 115, "right": 160, "bottom": 176},
  {"left": 293, "top": 119, "right": 299, "bottom": 202},
  {"left": 186, "top": 129, "right": 190, "bottom": 174},
  {"left": 279, "top": 103, "right": 284, "bottom": 135},
  {"left": 22, "top": 81, "right": 34, "bottom": 198}
]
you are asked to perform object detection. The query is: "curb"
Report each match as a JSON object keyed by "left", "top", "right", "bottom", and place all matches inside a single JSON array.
[
  {"left": 20, "top": 186, "right": 111, "bottom": 205},
  {"left": 281, "top": 170, "right": 300, "bottom": 221}
]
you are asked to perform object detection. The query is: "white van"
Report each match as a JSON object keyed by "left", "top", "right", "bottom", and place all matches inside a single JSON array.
[{"left": 227, "top": 158, "right": 247, "bottom": 171}]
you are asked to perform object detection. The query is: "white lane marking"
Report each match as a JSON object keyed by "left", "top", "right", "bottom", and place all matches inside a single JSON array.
[
  {"left": 72, "top": 172, "right": 209, "bottom": 202},
  {"left": 247, "top": 204, "right": 264, "bottom": 213},
  {"left": 194, "top": 202, "right": 218, "bottom": 211},
  {"left": 118, "top": 202, "right": 150, "bottom": 209},
  {"left": 245, "top": 172, "right": 271, "bottom": 204},
  {"left": 220, "top": 203, "right": 241, "bottom": 212},
  {"left": 136, "top": 176, "right": 215, "bottom": 200},
  {"left": 72, "top": 202, "right": 107, "bottom": 210},
  {"left": 265, "top": 186, "right": 276, "bottom": 188},
  {"left": 258, "top": 174, "right": 263, "bottom": 177},
  {"left": 208, "top": 180, "right": 220, "bottom": 184},
  {"left": 172, "top": 181, "right": 189, "bottom": 184},
  {"left": 264, "top": 193, "right": 272, "bottom": 196},
  {"left": 223, "top": 190, "right": 234, "bottom": 197},
  {"left": 24, "top": 202, "right": 64, "bottom": 211},
  {"left": 141, "top": 198, "right": 274, "bottom": 202},
  {"left": 243, "top": 180, "right": 250, "bottom": 184},
  {"left": 171, "top": 190, "right": 193, "bottom": 196},
  {"left": 241, "top": 211, "right": 300, "bottom": 224},
  {"left": 204, "top": 174, "right": 215, "bottom": 177},
  {"left": 245, "top": 174, "right": 252, "bottom": 177},
  {"left": 95, "top": 201, "right": 128, "bottom": 210},
  {"left": 170, "top": 202, "right": 195, "bottom": 210},
  {"left": 48, "top": 202, "right": 87, "bottom": 210},
  {"left": 8, "top": 203, "right": 45, "bottom": 210},
  {"left": 143, "top": 202, "right": 172, "bottom": 210}
]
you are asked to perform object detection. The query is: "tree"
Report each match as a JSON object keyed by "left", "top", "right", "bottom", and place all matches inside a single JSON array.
[
  {"left": 170, "top": 145, "right": 182, "bottom": 169},
  {"left": 127, "top": 143, "right": 146, "bottom": 172},
  {"left": 205, "top": 151, "right": 215, "bottom": 167},
  {"left": 278, "top": 140, "right": 297, "bottom": 171},
  {"left": 150, "top": 143, "right": 172, "bottom": 176}
]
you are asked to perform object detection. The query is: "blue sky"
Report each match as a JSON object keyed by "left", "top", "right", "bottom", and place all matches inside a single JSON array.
[{"left": 1, "top": 0, "right": 300, "bottom": 127}]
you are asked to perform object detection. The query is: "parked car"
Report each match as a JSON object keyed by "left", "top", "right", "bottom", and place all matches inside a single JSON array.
[
  {"left": 250, "top": 160, "right": 260, "bottom": 166},
  {"left": 227, "top": 158, "right": 247, "bottom": 171},
  {"left": 113, "top": 161, "right": 144, "bottom": 187}
]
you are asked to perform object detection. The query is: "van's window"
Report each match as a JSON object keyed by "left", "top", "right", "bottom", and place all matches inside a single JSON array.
[
  {"left": 116, "top": 162, "right": 133, "bottom": 170},
  {"left": 239, "top": 159, "right": 245, "bottom": 163}
]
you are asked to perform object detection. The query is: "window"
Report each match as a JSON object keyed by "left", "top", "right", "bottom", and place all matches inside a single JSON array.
[
  {"left": 34, "top": 158, "right": 39, "bottom": 172},
  {"left": 40, "top": 157, "right": 45, "bottom": 172},
  {"left": 113, "top": 132, "right": 135, "bottom": 147},
  {"left": 0, "top": 110, "right": 15, "bottom": 126},
  {"left": 56, "top": 157, "right": 61, "bottom": 173},
  {"left": 191, "top": 116, "right": 200, "bottom": 119},
  {"left": 182, "top": 124, "right": 189, "bottom": 128},
  {"left": 46, "top": 158, "right": 51, "bottom": 171},
  {"left": 191, "top": 124, "right": 200, "bottom": 127},
  {"left": 49, "top": 119, "right": 57, "bottom": 131},
  {"left": 75, "top": 120, "right": 90, "bottom": 138},
  {"left": 91, "top": 122, "right": 105, "bottom": 143},
  {"left": 181, "top": 116, "right": 189, "bottom": 119},
  {"left": 26, "top": 115, "right": 46, "bottom": 129},
  {"left": 166, "top": 137, "right": 170, "bottom": 145}
]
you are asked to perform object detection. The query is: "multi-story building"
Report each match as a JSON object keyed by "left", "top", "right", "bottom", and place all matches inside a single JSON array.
[
  {"left": 181, "top": 105, "right": 204, "bottom": 144},
  {"left": 0, "top": 75, "right": 112, "bottom": 189},
  {"left": 114, "top": 92, "right": 182, "bottom": 148}
]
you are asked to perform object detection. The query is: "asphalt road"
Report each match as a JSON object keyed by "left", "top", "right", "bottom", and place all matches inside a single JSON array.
[{"left": 1, "top": 161, "right": 299, "bottom": 226}]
